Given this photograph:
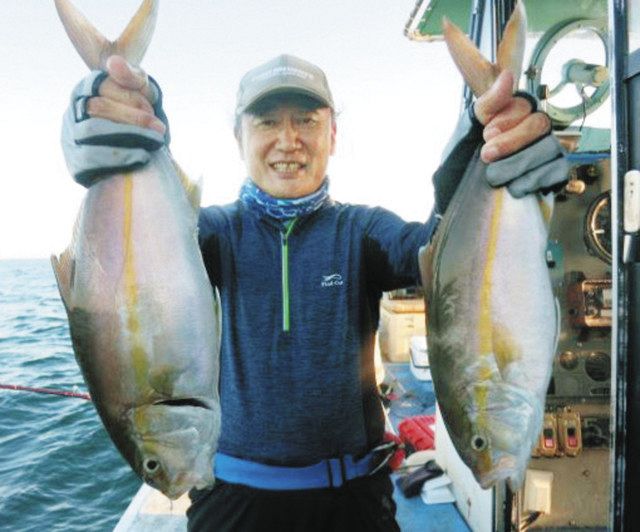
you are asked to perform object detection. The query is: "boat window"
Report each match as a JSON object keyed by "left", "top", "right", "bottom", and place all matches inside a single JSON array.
[{"left": 522, "top": 0, "right": 610, "bottom": 131}]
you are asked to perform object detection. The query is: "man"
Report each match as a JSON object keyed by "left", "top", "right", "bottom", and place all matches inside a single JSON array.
[{"left": 62, "top": 54, "right": 567, "bottom": 531}]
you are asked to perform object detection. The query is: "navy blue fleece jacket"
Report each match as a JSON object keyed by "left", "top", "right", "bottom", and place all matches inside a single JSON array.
[{"left": 198, "top": 201, "right": 438, "bottom": 465}]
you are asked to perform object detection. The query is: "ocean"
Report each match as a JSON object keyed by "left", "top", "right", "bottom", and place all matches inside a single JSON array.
[{"left": 0, "top": 259, "right": 140, "bottom": 531}]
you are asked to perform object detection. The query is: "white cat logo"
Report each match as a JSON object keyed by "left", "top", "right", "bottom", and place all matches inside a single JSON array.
[{"left": 321, "top": 273, "right": 344, "bottom": 287}]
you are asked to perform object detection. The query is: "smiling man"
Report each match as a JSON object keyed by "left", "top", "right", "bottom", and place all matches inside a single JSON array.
[
  {"left": 62, "top": 53, "right": 568, "bottom": 531},
  {"left": 234, "top": 56, "right": 336, "bottom": 200}
]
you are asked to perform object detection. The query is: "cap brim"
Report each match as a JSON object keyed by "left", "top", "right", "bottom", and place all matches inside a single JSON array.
[{"left": 238, "top": 86, "right": 333, "bottom": 115}]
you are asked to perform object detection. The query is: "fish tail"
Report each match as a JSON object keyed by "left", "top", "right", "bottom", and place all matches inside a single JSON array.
[
  {"left": 496, "top": 2, "right": 527, "bottom": 85},
  {"left": 54, "top": 0, "right": 158, "bottom": 69},
  {"left": 442, "top": 1, "right": 527, "bottom": 96},
  {"left": 442, "top": 16, "right": 498, "bottom": 97}
]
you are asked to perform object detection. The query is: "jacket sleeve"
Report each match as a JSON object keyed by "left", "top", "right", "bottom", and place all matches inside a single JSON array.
[
  {"left": 364, "top": 207, "right": 439, "bottom": 292},
  {"left": 432, "top": 107, "right": 484, "bottom": 215},
  {"left": 361, "top": 109, "right": 481, "bottom": 292}
]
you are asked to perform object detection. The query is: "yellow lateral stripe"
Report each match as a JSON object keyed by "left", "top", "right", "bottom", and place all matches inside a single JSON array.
[
  {"left": 478, "top": 191, "right": 503, "bottom": 356},
  {"left": 474, "top": 189, "right": 505, "bottom": 449},
  {"left": 123, "top": 174, "right": 148, "bottom": 388}
]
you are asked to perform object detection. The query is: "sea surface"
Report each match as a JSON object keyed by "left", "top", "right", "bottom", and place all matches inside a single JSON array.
[{"left": 0, "top": 259, "right": 140, "bottom": 531}]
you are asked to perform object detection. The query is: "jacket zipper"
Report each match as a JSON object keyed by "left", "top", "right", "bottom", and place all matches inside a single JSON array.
[{"left": 281, "top": 218, "right": 297, "bottom": 332}]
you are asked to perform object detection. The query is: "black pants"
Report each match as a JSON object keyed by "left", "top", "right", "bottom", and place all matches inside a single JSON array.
[{"left": 186, "top": 471, "right": 400, "bottom": 532}]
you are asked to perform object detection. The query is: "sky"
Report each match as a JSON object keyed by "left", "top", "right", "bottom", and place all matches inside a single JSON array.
[{"left": 0, "top": 0, "right": 464, "bottom": 260}]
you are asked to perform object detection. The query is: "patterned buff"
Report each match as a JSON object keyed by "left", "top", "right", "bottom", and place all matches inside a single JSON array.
[{"left": 239, "top": 178, "right": 330, "bottom": 220}]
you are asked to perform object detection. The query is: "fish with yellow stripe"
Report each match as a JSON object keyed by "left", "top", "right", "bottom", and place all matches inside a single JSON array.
[
  {"left": 420, "top": 2, "right": 558, "bottom": 489},
  {"left": 51, "top": 0, "right": 220, "bottom": 499}
]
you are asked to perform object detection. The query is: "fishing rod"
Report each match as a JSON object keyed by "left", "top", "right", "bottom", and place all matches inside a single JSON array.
[{"left": 0, "top": 383, "right": 91, "bottom": 401}]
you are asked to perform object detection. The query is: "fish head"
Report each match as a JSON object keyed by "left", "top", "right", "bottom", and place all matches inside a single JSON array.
[
  {"left": 126, "top": 399, "right": 220, "bottom": 499},
  {"left": 448, "top": 377, "right": 542, "bottom": 490}
]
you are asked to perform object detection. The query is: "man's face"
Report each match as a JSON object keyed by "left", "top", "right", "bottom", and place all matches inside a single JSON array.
[{"left": 238, "top": 101, "right": 336, "bottom": 199}]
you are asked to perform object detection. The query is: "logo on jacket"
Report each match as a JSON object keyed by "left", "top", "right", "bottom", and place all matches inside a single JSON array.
[{"left": 321, "top": 273, "right": 344, "bottom": 287}]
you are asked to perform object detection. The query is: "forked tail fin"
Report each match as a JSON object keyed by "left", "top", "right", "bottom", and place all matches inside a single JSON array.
[
  {"left": 442, "top": 1, "right": 527, "bottom": 96},
  {"left": 54, "top": 0, "right": 158, "bottom": 69}
]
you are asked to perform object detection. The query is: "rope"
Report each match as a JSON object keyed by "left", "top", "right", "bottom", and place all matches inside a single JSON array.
[{"left": 0, "top": 383, "right": 91, "bottom": 401}]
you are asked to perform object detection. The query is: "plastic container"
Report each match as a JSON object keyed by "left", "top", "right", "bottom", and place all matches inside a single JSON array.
[
  {"left": 409, "top": 335, "right": 430, "bottom": 381},
  {"left": 378, "top": 299, "right": 426, "bottom": 362}
]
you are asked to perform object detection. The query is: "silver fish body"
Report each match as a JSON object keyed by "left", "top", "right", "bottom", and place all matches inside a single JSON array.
[
  {"left": 52, "top": 0, "right": 220, "bottom": 499},
  {"left": 420, "top": 157, "right": 556, "bottom": 489},
  {"left": 423, "top": 2, "right": 558, "bottom": 489},
  {"left": 54, "top": 149, "right": 221, "bottom": 499}
]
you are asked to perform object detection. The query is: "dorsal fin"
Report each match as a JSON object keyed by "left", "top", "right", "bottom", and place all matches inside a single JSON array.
[
  {"left": 442, "top": 1, "right": 527, "bottom": 97},
  {"left": 54, "top": 0, "right": 158, "bottom": 69},
  {"left": 51, "top": 249, "right": 75, "bottom": 311},
  {"left": 537, "top": 191, "right": 555, "bottom": 229},
  {"left": 171, "top": 158, "right": 202, "bottom": 213},
  {"left": 51, "top": 199, "right": 87, "bottom": 310}
]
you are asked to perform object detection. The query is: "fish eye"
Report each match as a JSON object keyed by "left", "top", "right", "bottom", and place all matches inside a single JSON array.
[
  {"left": 471, "top": 434, "right": 488, "bottom": 451},
  {"left": 143, "top": 457, "right": 161, "bottom": 475}
]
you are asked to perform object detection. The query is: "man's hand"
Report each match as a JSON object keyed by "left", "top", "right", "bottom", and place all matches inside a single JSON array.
[
  {"left": 432, "top": 69, "right": 568, "bottom": 213},
  {"left": 86, "top": 55, "right": 166, "bottom": 135},
  {"left": 474, "top": 70, "right": 550, "bottom": 164},
  {"left": 61, "top": 55, "right": 170, "bottom": 186}
]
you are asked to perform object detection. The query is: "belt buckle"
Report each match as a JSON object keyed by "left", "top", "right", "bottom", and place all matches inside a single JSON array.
[{"left": 326, "top": 457, "right": 347, "bottom": 488}]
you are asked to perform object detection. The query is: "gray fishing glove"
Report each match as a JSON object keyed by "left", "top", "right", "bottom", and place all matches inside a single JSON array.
[
  {"left": 433, "top": 96, "right": 569, "bottom": 215},
  {"left": 61, "top": 70, "right": 170, "bottom": 187},
  {"left": 479, "top": 91, "right": 569, "bottom": 197},
  {"left": 485, "top": 134, "right": 569, "bottom": 198}
]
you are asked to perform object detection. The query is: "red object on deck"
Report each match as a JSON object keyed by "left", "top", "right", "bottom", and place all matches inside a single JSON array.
[
  {"left": 383, "top": 432, "right": 405, "bottom": 470},
  {"left": 398, "top": 414, "right": 436, "bottom": 451}
]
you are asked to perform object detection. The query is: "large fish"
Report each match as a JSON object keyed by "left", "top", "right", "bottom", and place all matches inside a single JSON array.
[
  {"left": 420, "top": 2, "right": 558, "bottom": 489},
  {"left": 51, "top": 0, "right": 220, "bottom": 499}
]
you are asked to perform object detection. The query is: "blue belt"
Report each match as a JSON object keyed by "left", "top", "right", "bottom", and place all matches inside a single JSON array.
[{"left": 214, "top": 451, "right": 376, "bottom": 490}]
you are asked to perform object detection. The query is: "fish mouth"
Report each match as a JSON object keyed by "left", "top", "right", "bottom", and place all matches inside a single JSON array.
[{"left": 153, "top": 397, "right": 213, "bottom": 410}]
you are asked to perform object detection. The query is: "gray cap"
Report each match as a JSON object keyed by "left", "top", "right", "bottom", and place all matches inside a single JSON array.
[{"left": 235, "top": 54, "right": 334, "bottom": 116}]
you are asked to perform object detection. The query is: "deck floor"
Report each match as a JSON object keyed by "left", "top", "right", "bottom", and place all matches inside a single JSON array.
[{"left": 385, "top": 363, "right": 470, "bottom": 531}]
